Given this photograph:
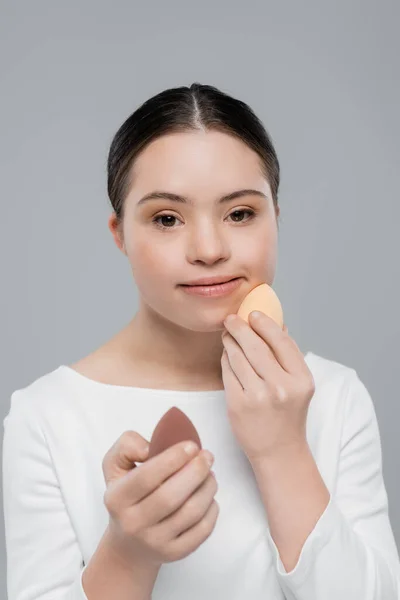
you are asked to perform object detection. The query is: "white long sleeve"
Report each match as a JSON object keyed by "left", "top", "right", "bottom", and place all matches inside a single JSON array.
[
  {"left": 266, "top": 370, "right": 400, "bottom": 599},
  {"left": 2, "top": 353, "right": 400, "bottom": 599},
  {"left": 2, "top": 392, "right": 89, "bottom": 600}
]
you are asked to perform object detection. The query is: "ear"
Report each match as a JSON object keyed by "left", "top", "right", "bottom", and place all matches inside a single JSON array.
[{"left": 108, "top": 213, "right": 126, "bottom": 254}]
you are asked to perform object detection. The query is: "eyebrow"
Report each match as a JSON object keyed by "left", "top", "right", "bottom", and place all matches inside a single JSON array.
[{"left": 136, "top": 188, "right": 269, "bottom": 207}]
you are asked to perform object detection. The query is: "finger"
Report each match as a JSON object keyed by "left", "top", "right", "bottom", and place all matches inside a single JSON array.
[
  {"left": 249, "top": 312, "right": 304, "bottom": 375},
  {"left": 167, "top": 501, "right": 219, "bottom": 560},
  {"left": 102, "top": 430, "right": 151, "bottom": 486},
  {"left": 222, "top": 334, "right": 267, "bottom": 393},
  {"left": 221, "top": 347, "right": 244, "bottom": 393},
  {"left": 155, "top": 473, "right": 217, "bottom": 539},
  {"left": 223, "top": 325, "right": 281, "bottom": 384},
  {"left": 139, "top": 452, "right": 214, "bottom": 526},
  {"left": 110, "top": 440, "right": 200, "bottom": 507}
]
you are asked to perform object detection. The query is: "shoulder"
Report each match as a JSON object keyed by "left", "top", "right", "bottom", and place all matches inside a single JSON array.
[
  {"left": 305, "top": 350, "right": 372, "bottom": 403},
  {"left": 304, "top": 351, "right": 373, "bottom": 430},
  {"left": 4, "top": 365, "right": 78, "bottom": 427},
  {"left": 305, "top": 350, "right": 357, "bottom": 393}
]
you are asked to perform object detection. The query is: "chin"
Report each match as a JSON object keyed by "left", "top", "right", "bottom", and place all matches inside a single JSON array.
[{"left": 181, "top": 315, "right": 228, "bottom": 334}]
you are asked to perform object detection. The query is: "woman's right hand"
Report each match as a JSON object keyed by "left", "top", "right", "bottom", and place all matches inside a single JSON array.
[{"left": 102, "top": 431, "right": 219, "bottom": 569}]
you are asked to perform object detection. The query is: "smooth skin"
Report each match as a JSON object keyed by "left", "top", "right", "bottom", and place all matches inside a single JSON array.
[{"left": 103, "top": 432, "right": 218, "bottom": 567}]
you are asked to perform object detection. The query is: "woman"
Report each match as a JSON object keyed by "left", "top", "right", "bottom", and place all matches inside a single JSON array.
[{"left": 3, "top": 83, "right": 400, "bottom": 600}]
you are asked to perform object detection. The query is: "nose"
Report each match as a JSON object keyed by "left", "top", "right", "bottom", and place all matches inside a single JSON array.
[{"left": 186, "top": 225, "right": 230, "bottom": 265}]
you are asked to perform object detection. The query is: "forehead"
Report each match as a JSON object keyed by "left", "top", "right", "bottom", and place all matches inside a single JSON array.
[{"left": 128, "top": 130, "right": 271, "bottom": 198}]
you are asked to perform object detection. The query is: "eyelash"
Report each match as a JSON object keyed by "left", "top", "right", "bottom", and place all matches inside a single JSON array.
[{"left": 151, "top": 209, "right": 257, "bottom": 231}]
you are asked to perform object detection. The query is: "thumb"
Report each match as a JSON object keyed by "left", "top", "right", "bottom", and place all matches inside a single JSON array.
[{"left": 102, "top": 431, "right": 150, "bottom": 486}]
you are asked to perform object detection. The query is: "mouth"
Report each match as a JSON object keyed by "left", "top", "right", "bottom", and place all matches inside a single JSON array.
[
  {"left": 179, "top": 277, "right": 243, "bottom": 297},
  {"left": 181, "top": 277, "right": 240, "bottom": 287}
]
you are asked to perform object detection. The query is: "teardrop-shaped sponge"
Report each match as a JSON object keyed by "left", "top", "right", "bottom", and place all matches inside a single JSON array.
[
  {"left": 148, "top": 407, "right": 202, "bottom": 459},
  {"left": 237, "top": 283, "right": 284, "bottom": 328}
]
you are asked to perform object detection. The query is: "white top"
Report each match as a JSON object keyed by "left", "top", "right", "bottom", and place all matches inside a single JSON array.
[{"left": 2, "top": 351, "right": 400, "bottom": 600}]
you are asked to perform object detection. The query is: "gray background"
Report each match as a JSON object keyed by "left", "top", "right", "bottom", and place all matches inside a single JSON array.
[{"left": 1, "top": 0, "right": 399, "bottom": 596}]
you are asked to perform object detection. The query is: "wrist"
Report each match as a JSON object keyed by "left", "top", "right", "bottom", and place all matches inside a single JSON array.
[
  {"left": 82, "top": 526, "right": 161, "bottom": 600},
  {"left": 249, "top": 438, "right": 310, "bottom": 470},
  {"left": 103, "top": 526, "right": 161, "bottom": 576}
]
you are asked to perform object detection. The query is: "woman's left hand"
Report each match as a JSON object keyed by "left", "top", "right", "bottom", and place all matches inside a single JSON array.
[{"left": 221, "top": 311, "right": 315, "bottom": 464}]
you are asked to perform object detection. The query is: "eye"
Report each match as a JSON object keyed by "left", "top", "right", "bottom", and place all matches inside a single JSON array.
[
  {"left": 229, "top": 209, "right": 255, "bottom": 223},
  {"left": 152, "top": 209, "right": 256, "bottom": 230}
]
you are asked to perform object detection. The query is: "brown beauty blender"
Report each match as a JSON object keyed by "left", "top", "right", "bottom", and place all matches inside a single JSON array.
[
  {"left": 148, "top": 407, "right": 202, "bottom": 459},
  {"left": 237, "top": 283, "right": 284, "bottom": 328}
]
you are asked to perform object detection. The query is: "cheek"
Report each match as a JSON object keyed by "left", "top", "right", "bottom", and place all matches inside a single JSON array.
[
  {"left": 243, "top": 225, "right": 278, "bottom": 261},
  {"left": 126, "top": 235, "right": 178, "bottom": 285},
  {"left": 242, "top": 225, "right": 278, "bottom": 281}
]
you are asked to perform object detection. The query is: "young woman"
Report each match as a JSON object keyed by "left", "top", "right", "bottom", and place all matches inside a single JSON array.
[{"left": 3, "top": 83, "right": 400, "bottom": 600}]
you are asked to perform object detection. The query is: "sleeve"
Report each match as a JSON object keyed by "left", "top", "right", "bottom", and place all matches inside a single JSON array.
[
  {"left": 2, "top": 391, "right": 89, "bottom": 600},
  {"left": 266, "top": 369, "right": 400, "bottom": 600}
]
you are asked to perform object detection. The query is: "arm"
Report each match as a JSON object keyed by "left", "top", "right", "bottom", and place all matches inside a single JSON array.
[
  {"left": 249, "top": 370, "right": 400, "bottom": 600},
  {"left": 81, "top": 527, "right": 160, "bottom": 600},
  {"left": 250, "top": 440, "right": 330, "bottom": 573},
  {"left": 2, "top": 390, "right": 159, "bottom": 600}
]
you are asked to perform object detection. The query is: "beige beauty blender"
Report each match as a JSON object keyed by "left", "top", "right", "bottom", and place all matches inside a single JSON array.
[
  {"left": 237, "top": 283, "right": 284, "bottom": 328},
  {"left": 148, "top": 407, "right": 202, "bottom": 459}
]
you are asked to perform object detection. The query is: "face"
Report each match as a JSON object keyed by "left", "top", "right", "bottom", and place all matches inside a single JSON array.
[{"left": 109, "top": 130, "right": 279, "bottom": 333}]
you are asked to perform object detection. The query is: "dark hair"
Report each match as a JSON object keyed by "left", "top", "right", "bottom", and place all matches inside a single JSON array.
[{"left": 107, "top": 83, "right": 280, "bottom": 231}]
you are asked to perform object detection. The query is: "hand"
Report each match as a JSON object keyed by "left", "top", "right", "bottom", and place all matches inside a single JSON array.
[
  {"left": 102, "top": 432, "right": 219, "bottom": 569},
  {"left": 221, "top": 312, "right": 315, "bottom": 463}
]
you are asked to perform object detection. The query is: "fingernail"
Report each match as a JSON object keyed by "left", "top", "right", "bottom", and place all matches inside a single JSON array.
[
  {"left": 204, "top": 451, "right": 215, "bottom": 467},
  {"left": 184, "top": 442, "right": 198, "bottom": 455},
  {"left": 251, "top": 311, "right": 262, "bottom": 319},
  {"left": 224, "top": 314, "right": 235, "bottom": 325}
]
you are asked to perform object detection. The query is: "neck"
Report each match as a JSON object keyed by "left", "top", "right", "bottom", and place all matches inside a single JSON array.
[{"left": 120, "top": 308, "right": 226, "bottom": 386}]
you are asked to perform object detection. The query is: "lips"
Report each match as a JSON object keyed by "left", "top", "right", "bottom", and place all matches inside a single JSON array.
[
  {"left": 180, "top": 277, "right": 243, "bottom": 297},
  {"left": 181, "top": 277, "right": 239, "bottom": 287},
  {"left": 186, "top": 278, "right": 237, "bottom": 287}
]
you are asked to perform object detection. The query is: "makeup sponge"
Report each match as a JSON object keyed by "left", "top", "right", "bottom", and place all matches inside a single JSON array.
[
  {"left": 148, "top": 407, "right": 202, "bottom": 459},
  {"left": 237, "top": 283, "right": 284, "bottom": 328}
]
